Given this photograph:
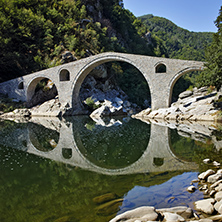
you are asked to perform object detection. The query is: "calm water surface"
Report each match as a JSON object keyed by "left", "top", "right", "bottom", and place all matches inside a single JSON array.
[{"left": 0, "top": 116, "right": 222, "bottom": 222}]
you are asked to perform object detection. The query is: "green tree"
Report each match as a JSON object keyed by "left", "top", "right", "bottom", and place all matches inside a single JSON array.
[{"left": 197, "top": 6, "right": 222, "bottom": 90}]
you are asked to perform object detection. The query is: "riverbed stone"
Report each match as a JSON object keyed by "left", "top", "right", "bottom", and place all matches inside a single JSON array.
[
  {"left": 163, "top": 212, "right": 185, "bottom": 222},
  {"left": 198, "top": 169, "right": 215, "bottom": 180},
  {"left": 179, "top": 90, "right": 193, "bottom": 99},
  {"left": 214, "top": 200, "right": 222, "bottom": 214},
  {"left": 209, "top": 190, "right": 216, "bottom": 197},
  {"left": 215, "top": 191, "right": 222, "bottom": 202},
  {"left": 109, "top": 206, "right": 159, "bottom": 222},
  {"left": 210, "top": 179, "right": 222, "bottom": 189},
  {"left": 215, "top": 183, "right": 222, "bottom": 192},
  {"left": 187, "top": 185, "right": 196, "bottom": 192},
  {"left": 203, "top": 158, "right": 211, "bottom": 164},
  {"left": 207, "top": 173, "right": 222, "bottom": 183},
  {"left": 208, "top": 215, "right": 222, "bottom": 221},
  {"left": 194, "top": 198, "right": 215, "bottom": 215},
  {"left": 157, "top": 206, "right": 193, "bottom": 219},
  {"left": 213, "top": 161, "right": 221, "bottom": 167},
  {"left": 199, "top": 219, "right": 213, "bottom": 222}
]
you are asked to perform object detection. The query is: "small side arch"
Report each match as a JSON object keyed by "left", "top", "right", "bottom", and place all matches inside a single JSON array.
[
  {"left": 59, "top": 69, "right": 70, "bottom": 81},
  {"left": 155, "top": 62, "right": 167, "bottom": 73}
]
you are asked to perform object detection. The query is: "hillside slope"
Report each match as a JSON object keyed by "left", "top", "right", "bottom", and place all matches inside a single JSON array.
[{"left": 139, "top": 14, "right": 213, "bottom": 61}]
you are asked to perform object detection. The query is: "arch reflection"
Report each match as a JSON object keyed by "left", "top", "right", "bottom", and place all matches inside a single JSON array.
[
  {"left": 28, "top": 123, "right": 59, "bottom": 152},
  {"left": 73, "top": 117, "right": 150, "bottom": 169},
  {"left": 0, "top": 117, "right": 204, "bottom": 175}
]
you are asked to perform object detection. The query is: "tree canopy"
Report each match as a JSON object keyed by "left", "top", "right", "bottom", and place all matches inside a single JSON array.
[
  {"left": 197, "top": 6, "right": 222, "bottom": 90},
  {"left": 0, "top": 0, "right": 160, "bottom": 82}
]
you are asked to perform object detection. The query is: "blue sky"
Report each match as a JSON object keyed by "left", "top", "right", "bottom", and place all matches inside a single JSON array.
[{"left": 123, "top": 0, "right": 221, "bottom": 32}]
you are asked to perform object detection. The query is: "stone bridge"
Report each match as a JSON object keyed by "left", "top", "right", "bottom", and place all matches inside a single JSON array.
[
  {"left": 0, "top": 52, "right": 204, "bottom": 110},
  {"left": 0, "top": 118, "right": 198, "bottom": 175}
]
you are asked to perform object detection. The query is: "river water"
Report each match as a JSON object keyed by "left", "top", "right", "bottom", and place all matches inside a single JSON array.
[{"left": 0, "top": 116, "right": 222, "bottom": 222}]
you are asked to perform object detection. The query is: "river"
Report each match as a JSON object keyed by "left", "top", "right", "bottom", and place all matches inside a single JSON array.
[{"left": 0, "top": 116, "right": 222, "bottom": 222}]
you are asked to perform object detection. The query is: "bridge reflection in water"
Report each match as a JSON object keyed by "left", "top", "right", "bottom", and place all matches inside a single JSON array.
[{"left": 0, "top": 116, "right": 198, "bottom": 175}]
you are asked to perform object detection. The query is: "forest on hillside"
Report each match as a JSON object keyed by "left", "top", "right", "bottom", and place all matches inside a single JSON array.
[{"left": 139, "top": 14, "right": 213, "bottom": 61}]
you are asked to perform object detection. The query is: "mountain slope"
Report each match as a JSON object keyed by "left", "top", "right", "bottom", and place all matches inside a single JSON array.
[{"left": 139, "top": 14, "right": 213, "bottom": 61}]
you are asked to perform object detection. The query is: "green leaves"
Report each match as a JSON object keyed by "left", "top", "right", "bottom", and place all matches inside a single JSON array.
[{"left": 197, "top": 7, "right": 222, "bottom": 90}]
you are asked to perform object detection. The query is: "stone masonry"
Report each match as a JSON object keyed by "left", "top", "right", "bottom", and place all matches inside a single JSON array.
[{"left": 0, "top": 52, "right": 204, "bottom": 111}]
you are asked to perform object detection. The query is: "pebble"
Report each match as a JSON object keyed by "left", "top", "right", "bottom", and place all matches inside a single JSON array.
[
  {"left": 203, "top": 158, "right": 211, "bottom": 164},
  {"left": 187, "top": 185, "right": 196, "bottom": 192},
  {"left": 198, "top": 169, "right": 215, "bottom": 180}
]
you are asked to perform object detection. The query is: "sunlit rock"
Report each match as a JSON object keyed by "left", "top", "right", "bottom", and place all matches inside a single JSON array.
[
  {"left": 109, "top": 206, "right": 159, "bottom": 222},
  {"left": 194, "top": 198, "right": 215, "bottom": 215},
  {"left": 207, "top": 173, "right": 222, "bottom": 183},
  {"left": 163, "top": 212, "right": 185, "bottom": 222},
  {"left": 198, "top": 169, "right": 215, "bottom": 180},
  {"left": 187, "top": 185, "right": 196, "bottom": 192}
]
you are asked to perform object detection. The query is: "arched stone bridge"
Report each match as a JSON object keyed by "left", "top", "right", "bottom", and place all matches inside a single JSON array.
[
  {"left": 0, "top": 118, "right": 198, "bottom": 175},
  {"left": 0, "top": 52, "right": 204, "bottom": 110}
]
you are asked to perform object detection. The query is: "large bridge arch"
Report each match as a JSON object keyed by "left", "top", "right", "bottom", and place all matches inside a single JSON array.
[
  {"left": 168, "top": 66, "right": 204, "bottom": 106},
  {"left": 70, "top": 54, "right": 152, "bottom": 109},
  {"left": 26, "top": 75, "right": 59, "bottom": 106}
]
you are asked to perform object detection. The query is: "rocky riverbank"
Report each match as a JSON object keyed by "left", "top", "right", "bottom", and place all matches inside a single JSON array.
[
  {"left": 110, "top": 164, "right": 222, "bottom": 222},
  {"left": 133, "top": 87, "right": 222, "bottom": 123}
]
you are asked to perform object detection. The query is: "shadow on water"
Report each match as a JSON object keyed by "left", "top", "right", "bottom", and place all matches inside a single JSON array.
[{"left": 0, "top": 117, "right": 222, "bottom": 221}]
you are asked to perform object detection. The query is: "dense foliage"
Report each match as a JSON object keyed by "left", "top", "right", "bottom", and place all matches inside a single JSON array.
[
  {"left": 197, "top": 6, "right": 222, "bottom": 90},
  {"left": 139, "top": 14, "right": 213, "bottom": 61},
  {"left": 0, "top": 0, "right": 160, "bottom": 82}
]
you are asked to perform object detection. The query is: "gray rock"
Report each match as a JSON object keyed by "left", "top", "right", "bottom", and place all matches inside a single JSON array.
[
  {"left": 209, "top": 190, "right": 216, "bottom": 197},
  {"left": 214, "top": 200, "right": 222, "bottom": 214},
  {"left": 0, "top": 108, "right": 31, "bottom": 118},
  {"left": 109, "top": 206, "right": 159, "bottom": 222},
  {"left": 215, "top": 183, "right": 222, "bottom": 192},
  {"left": 179, "top": 90, "right": 193, "bottom": 99},
  {"left": 199, "top": 219, "right": 213, "bottom": 222},
  {"left": 213, "top": 161, "right": 221, "bottom": 167},
  {"left": 207, "top": 173, "right": 222, "bottom": 183},
  {"left": 27, "top": 84, "right": 58, "bottom": 108},
  {"left": 215, "top": 191, "right": 222, "bottom": 202},
  {"left": 194, "top": 198, "right": 215, "bottom": 215},
  {"left": 90, "top": 104, "right": 127, "bottom": 118},
  {"left": 157, "top": 206, "right": 193, "bottom": 219},
  {"left": 163, "top": 212, "right": 185, "bottom": 222},
  {"left": 90, "top": 105, "right": 111, "bottom": 118},
  {"left": 198, "top": 169, "right": 215, "bottom": 180},
  {"left": 210, "top": 179, "right": 222, "bottom": 189},
  {"left": 187, "top": 185, "right": 196, "bottom": 192},
  {"left": 203, "top": 158, "right": 211, "bottom": 164},
  {"left": 207, "top": 215, "right": 222, "bottom": 221}
]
